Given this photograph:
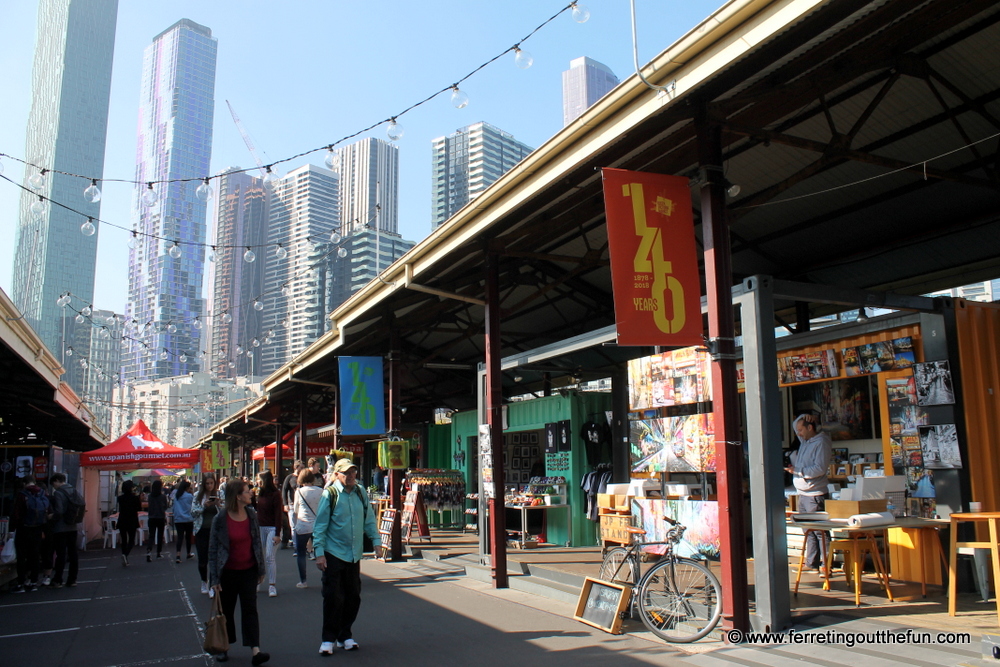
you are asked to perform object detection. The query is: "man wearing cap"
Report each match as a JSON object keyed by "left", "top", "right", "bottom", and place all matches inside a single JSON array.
[{"left": 313, "top": 458, "right": 380, "bottom": 655}]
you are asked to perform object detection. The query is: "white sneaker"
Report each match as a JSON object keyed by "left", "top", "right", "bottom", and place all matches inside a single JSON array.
[
  {"left": 296, "top": 581, "right": 308, "bottom": 589},
  {"left": 208, "top": 587, "right": 215, "bottom": 599},
  {"left": 342, "top": 639, "right": 359, "bottom": 651},
  {"left": 319, "top": 642, "right": 334, "bottom": 655},
  {"left": 40, "top": 576, "right": 51, "bottom": 587},
  {"left": 200, "top": 581, "right": 209, "bottom": 595},
  {"left": 268, "top": 584, "right": 277, "bottom": 597}
]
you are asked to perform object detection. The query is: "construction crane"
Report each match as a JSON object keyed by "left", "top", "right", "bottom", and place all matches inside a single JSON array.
[{"left": 226, "top": 100, "right": 268, "bottom": 178}]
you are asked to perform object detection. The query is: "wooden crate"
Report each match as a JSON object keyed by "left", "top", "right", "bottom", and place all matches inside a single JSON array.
[{"left": 599, "top": 511, "right": 632, "bottom": 545}]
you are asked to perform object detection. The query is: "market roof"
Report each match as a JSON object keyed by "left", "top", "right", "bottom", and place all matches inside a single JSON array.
[
  {"left": 0, "top": 288, "right": 106, "bottom": 450},
  {"left": 204, "top": 0, "right": 1000, "bottom": 441}
]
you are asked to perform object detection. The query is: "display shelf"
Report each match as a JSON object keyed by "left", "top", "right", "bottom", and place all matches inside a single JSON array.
[{"left": 464, "top": 493, "right": 479, "bottom": 535}]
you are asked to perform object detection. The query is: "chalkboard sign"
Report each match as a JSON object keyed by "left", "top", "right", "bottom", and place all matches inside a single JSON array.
[
  {"left": 376, "top": 508, "right": 396, "bottom": 561},
  {"left": 574, "top": 577, "right": 631, "bottom": 634}
]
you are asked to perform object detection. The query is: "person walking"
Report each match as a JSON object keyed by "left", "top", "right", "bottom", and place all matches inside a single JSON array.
[
  {"left": 313, "top": 459, "right": 380, "bottom": 655},
  {"left": 193, "top": 474, "right": 223, "bottom": 595},
  {"left": 146, "top": 480, "right": 168, "bottom": 561},
  {"left": 117, "top": 480, "right": 142, "bottom": 567},
  {"left": 292, "top": 469, "right": 323, "bottom": 588},
  {"left": 173, "top": 480, "right": 195, "bottom": 563},
  {"left": 208, "top": 479, "right": 270, "bottom": 665},
  {"left": 11, "top": 474, "right": 49, "bottom": 592},
  {"left": 254, "top": 471, "right": 282, "bottom": 597},
  {"left": 281, "top": 460, "right": 304, "bottom": 550},
  {"left": 49, "top": 473, "right": 83, "bottom": 588}
]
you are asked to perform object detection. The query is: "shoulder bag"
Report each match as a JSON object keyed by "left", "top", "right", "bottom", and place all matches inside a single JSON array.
[{"left": 203, "top": 591, "right": 229, "bottom": 655}]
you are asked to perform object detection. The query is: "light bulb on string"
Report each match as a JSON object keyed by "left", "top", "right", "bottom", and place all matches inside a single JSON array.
[
  {"left": 80, "top": 358, "right": 88, "bottom": 369},
  {"left": 100, "top": 327, "right": 111, "bottom": 339},
  {"left": 160, "top": 349, "right": 169, "bottom": 361},
  {"left": 281, "top": 283, "right": 291, "bottom": 297},
  {"left": 324, "top": 147, "right": 337, "bottom": 170},
  {"left": 128, "top": 230, "right": 139, "bottom": 249},
  {"left": 338, "top": 247, "right": 348, "bottom": 258},
  {"left": 193, "top": 317, "right": 202, "bottom": 330},
  {"left": 80, "top": 217, "right": 96, "bottom": 236},
  {"left": 141, "top": 182, "right": 157, "bottom": 207},
  {"left": 330, "top": 230, "right": 342, "bottom": 244},
  {"left": 263, "top": 166, "right": 279, "bottom": 190},
  {"left": 75, "top": 313, "right": 85, "bottom": 324},
  {"left": 236, "top": 345, "right": 244, "bottom": 356},
  {"left": 228, "top": 360, "right": 236, "bottom": 369},
  {"left": 179, "top": 353, "right": 188, "bottom": 363},
  {"left": 252, "top": 338, "right": 260, "bottom": 348},
  {"left": 253, "top": 299, "right": 263, "bottom": 312},
  {"left": 81, "top": 305, "right": 92, "bottom": 317},
  {"left": 28, "top": 169, "right": 46, "bottom": 191},
  {"left": 196, "top": 178, "right": 213, "bottom": 202},
  {"left": 281, "top": 318, "right": 289, "bottom": 328},
  {"left": 221, "top": 311, "right": 232, "bottom": 324},
  {"left": 514, "top": 46, "right": 533, "bottom": 69},
  {"left": 208, "top": 246, "right": 217, "bottom": 262},
  {"left": 387, "top": 117, "right": 404, "bottom": 141},
  {"left": 167, "top": 322, "right": 177, "bottom": 334},
  {"left": 274, "top": 244, "right": 287, "bottom": 260},
  {"left": 243, "top": 247, "right": 256, "bottom": 263},
  {"left": 169, "top": 241, "right": 182, "bottom": 259},
  {"left": 66, "top": 346, "right": 74, "bottom": 357},
  {"left": 83, "top": 179, "right": 102, "bottom": 203},
  {"left": 56, "top": 293, "right": 71, "bottom": 308},
  {"left": 570, "top": 2, "right": 590, "bottom": 23},
  {"left": 450, "top": 86, "right": 469, "bottom": 109},
  {"left": 30, "top": 196, "right": 45, "bottom": 220}
]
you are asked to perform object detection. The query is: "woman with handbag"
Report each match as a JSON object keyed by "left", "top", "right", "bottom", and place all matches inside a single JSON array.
[
  {"left": 207, "top": 479, "right": 270, "bottom": 665},
  {"left": 291, "top": 469, "right": 323, "bottom": 588},
  {"left": 193, "top": 474, "right": 223, "bottom": 595}
]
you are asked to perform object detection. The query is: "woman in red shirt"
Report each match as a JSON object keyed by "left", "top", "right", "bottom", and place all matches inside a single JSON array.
[{"left": 207, "top": 480, "right": 270, "bottom": 665}]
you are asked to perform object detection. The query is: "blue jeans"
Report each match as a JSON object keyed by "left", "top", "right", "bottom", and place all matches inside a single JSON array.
[{"left": 294, "top": 532, "right": 312, "bottom": 583}]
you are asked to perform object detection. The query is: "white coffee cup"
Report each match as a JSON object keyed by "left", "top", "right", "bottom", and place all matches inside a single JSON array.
[{"left": 970, "top": 502, "right": 983, "bottom": 513}]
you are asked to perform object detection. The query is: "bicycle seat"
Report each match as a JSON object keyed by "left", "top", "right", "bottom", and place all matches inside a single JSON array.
[{"left": 625, "top": 526, "right": 647, "bottom": 535}]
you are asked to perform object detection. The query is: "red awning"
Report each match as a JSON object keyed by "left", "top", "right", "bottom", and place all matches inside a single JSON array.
[
  {"left": 80, "top": 420, "right": 200, "bottom": 470},
  {"left": 251, "top": 442, "right": 294, "bottom": 461}
]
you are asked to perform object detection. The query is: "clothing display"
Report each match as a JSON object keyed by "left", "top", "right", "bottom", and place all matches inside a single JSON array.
[
  {"left": 580, "top": 420, "right": 611, "bottom": 467},
  {"left": 580, "top": 464, "right": 613, "bottom": 522},
  {"left": 377, "top": 440, "right": 411, "bottom": 469},
  {"left": 405, "top": 470, "right": 465, "bottom": 510}
]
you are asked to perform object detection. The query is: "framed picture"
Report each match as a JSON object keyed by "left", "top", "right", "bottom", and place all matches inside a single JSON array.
[
  {"left": 511, "top": 433, "right": 521, "bottom": 445},
  {"left": 907, "top": 497, "right": 922, "bottom": 517},
  {"left": 832, "top": 447, "right": 848, "bottom": 462},
  {"left": 835, "top": 464, "right": 848, "bottom": 476},
  {"left": 528, "top": 433, "right": 538, "bottom": 444}
]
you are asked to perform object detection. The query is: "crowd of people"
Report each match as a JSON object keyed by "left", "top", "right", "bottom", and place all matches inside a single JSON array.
[{"left": 8, "top": 457, "right": 381, "bottom": 664}]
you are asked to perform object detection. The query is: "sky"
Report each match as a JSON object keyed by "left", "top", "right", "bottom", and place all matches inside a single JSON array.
[{"left": 0, "top": 0, "right": 723, "bottom": 316}]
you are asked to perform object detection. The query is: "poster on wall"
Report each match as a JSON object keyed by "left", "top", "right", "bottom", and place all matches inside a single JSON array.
[
  {"left": 918, "top": 424, "right": 962, "bottom": 469},
  {"left": 628, "top": 346, "right": 713, "bottom": 410},
  {"left": 630, "top": 414, "right": 715, "bottom": 473},
  {"left": 777, "top": 350, "right": 838, "bottom": 384},
  {"left": 914, "top": 361, "right": 956, "bottom": 406},
  {"left": 631, "top": 498, "right": 719, "bottom": 559},
  {"left": 844, "top": 337, "right": 915, "bottom": 376},
  {"left": 790, "top": 376, "right": 874, "bottom": 441}
]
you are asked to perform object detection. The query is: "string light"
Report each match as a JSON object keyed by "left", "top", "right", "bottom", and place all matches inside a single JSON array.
[
  {"left": 386, "top": 117, "right": 404, "bottom": 142},
  {"left": 196, "top": 177, "right": 213, "bottom": 202},
  {"left": 243, "top": 247, "right": 256, "bottom": 263},
  {"left": 128, "top": 230, "right": 139, "bottom": 249},
  {"left": 169, "top": 241, "right": 182, "bottom": 259},
  {"left": 324, "top": 147, "right": 337, "bottom": 170},
  {"left": 263, "top": 166, "right": 279, "bottom": 190},
  {"left": 252, "top": 299, "right": 263, "bottom": 311},
  {"left": 30, "top": 196, "right": 45, "bottom": 219},
  {"left": 274, "top": 244, "right": 287, "bottom": 260},
  {"left": 141, "top": 182, "right": 157, "bottom": 207},
  {"left": 28, "top": 169, "right": 46, "bottom": 190},
  {"left": 450, "top": 85, "right": 469, "bottom": 109},
  {"left": 513, "top": 46, "right": 534, "bottom": 69},
  {"left": 330, "top": 231, "right": 342, "bottom": 244},
  {"left": 80, "top": 217, "right": 96, "bottom": 236},
  {"left": 571, "top": 2, "right": 590, "bottom": 23},
  {"left": 83, "top": 179, "right": 102, "bottom": 203}
]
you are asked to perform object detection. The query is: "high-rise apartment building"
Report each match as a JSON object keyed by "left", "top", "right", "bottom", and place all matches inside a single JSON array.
[
  {"left": 334, "top": 138, "right": 399, "bottom": 235},
  {"left": 562, "top": 57, "right": 619, "bottom": 126},
  {"left": 328, "top": 229, "right": 415, "bottom": 310},
  {"left": 259, "top": 164, "right": 340, "bottom": 378},
  {"left": 10, "top": 0, "right": 118, "bottom": 361},
  {"left": 122, "top": 19, "right": 217, "bottom": 382},
  {"left": 431, "top": 122, "right": 533, "bottom": 229},
  {"left": 206, "top": 168, "right": 268, "bottom": 379}
]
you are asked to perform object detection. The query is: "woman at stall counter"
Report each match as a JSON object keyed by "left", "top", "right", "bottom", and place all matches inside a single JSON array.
[{"left": 208, "top": 479, "right": 270, "bottom": 665}]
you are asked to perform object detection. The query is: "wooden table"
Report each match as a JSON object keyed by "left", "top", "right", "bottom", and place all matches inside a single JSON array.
[{"left": 947, "top": 511, "right": 1000, "bottom": 624}]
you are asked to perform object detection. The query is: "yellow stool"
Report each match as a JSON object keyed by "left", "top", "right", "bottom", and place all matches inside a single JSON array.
[{"left": 825, "top": 531, "right": 894, "bottom": 606}]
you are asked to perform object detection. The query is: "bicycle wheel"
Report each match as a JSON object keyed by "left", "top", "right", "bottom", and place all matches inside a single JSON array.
[
  {"left": 636, "top": 557, "right": 722, "bottom": 643},
  {"left": 599, "top": 547, "right": 639, "bottom": 588}
]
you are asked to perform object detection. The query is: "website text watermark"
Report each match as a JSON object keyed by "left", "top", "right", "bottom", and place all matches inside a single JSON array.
[{"left": 727, "top": 627, "right": 971, "bottom": 648}]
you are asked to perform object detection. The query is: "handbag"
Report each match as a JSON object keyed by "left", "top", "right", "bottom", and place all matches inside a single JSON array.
[
  {"left": 1, "top": 533, "right": 15, "bottom": 565},
  {"left": 202, "top": 591, "right": 229, "bottom": 655}
]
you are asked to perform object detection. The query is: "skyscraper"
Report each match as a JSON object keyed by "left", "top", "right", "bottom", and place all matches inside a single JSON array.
[
  {"left": 562, "top": 57, "right": 619, "bottom": 126},
  {"left": 259, "top": 164, "right": 340, "bottom": 378},
  {"left": 10, "top": 0, "right": 118, "bottom": 360},
  {"left": 431, "top": 122, "right": 533, "bottom": 229},
  {"left": 207, "top": 168, "right": 268, "bottom": 379},
  {"left": 334, "top": 138, "right": 399, "bottom": 235},
  {"left": 122, "top": 19, "right": 217, "bottom": 382},
  {"left": 328, "top": 229, "right": 415, "bottom": 310}
]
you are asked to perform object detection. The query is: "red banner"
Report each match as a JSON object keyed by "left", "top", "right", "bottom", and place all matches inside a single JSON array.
[{"left": 602, "top": 168, "right": 702, "bottom": 346}]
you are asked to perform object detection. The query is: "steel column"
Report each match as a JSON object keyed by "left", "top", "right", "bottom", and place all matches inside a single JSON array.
[
  {"left": 737, "top": 275, "right": 791, "bottom": 631},
  {"left": 485, "top": 251, "right": 508, "bottom": 588},
  {"left": 610, "top": 365, "right": 630, "bottom": 485},
  {"left": 274, "top": 422, "right": 282, "bottom": 481},
  {"left": 298, "top": 394, "right": 307, "bottom": 464},
  {"left": 698, "top": 119, "right": 750, "bottom": 632}
]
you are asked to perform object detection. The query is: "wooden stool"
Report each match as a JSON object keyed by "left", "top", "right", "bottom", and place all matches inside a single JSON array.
[{"left": 825, "top": 532, "right": 894, "bottom": 606}]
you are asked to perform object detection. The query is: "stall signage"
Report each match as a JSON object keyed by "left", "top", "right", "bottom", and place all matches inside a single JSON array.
[
  {"left": 338, "top": 357, "right": 386, "bottom": 436},
  {"left": 210, "top": 441, "right": 228, "bottom": 470},
  {"left": 34, "top": 456, "right": 48, "bottom": 480},
  {"left": 602, "top": 168, "right": 702, "bottom": 346}
]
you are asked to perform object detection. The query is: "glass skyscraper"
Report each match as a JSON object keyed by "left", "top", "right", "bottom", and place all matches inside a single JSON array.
[
  {"left": 334, "top": 138, "right": 399, "bottom": 235},
  {"left": 431, "top": 122, "right": 533, "bottom": 229},
  {"left": 10, "top": 0, "right": 118, "bottom": 362},
  {"left": 562, "top": 57, "right": 619, "bottom": 126},
  {"left": 122, "top": 19, "right": 217, "bottom": 382}
]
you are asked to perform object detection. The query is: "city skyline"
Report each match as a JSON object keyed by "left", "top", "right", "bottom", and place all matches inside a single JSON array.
[{"left": 562, "top": 56, "right": 619, "bottom": 126}]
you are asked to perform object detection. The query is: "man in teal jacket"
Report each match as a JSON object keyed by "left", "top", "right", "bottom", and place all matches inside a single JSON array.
[{"left": 313, "top": 458, "right": 380, "bottom": 655}]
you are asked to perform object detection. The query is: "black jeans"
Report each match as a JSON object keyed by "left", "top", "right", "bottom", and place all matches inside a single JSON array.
[
  {"left": 147, "top": 518, "right": 166, "bottom": 555},
  {"left": 196, "top": 527, "right": 211, "bottom": 582},
  {"left": 220, "top": 567, "right": 260, "bottom": 647},
  {"left": 120, "top": 527, "right": 137, "bottom": 556},
  {"left": 175, "top": 521, "right": 194, "bottom": 557},
  {"left": 52, "top": 531, "right": 78, "bottom": 585},
  {"left": 15, "top": 525, "right": 43, "bottom": 585},
  {"left": 321, "top": 553, "right": 362, "bottom": 643}
]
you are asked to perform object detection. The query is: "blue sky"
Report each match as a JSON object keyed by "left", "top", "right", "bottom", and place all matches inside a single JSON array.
[{"left": 0, "top": 0, "right": 722, "bottom": 315}]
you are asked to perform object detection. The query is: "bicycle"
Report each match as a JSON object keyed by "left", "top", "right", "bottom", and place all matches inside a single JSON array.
[{"left": 598, "top": 516, "right": 722, "bottom": 643}]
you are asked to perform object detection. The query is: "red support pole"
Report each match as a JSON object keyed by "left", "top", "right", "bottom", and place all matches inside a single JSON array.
[
  {"left": 485, "top": 250, "right": 508, "bottom": 588},
  {"left": 698, "top": 118, "right": 750, "bottom": 632}
]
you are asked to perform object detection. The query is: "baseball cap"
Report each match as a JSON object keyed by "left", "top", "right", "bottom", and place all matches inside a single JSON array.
[{"left": 333, "top": 458, "right": 358, "bottom": 474}]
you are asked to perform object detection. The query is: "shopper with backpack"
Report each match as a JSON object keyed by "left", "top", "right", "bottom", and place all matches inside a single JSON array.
[
  {"left": 11, "top": 474, "right": 50, "bottom": 592},
  {"left": 50, "top": 472, "right": 84, "bottom": 588}
]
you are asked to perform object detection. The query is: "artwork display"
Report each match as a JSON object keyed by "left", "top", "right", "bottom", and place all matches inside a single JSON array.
[
  {"left": 914, "top": 361, "right": 955, "bottom": 406},
  {"left": 778, "top": 350, "right": 838, "bottom": 384},
  {"left": 631, "top": 499, "right": 719, "bottom": 560},
  {"left": 630, "top": 414, "right": 715, "bottom": 473},
  {"left": 842, "top": 337, "right": 915, "bottom": 376},
  {"left": 790, "top": 376, "right": 874, "bottom": 441},
  {"left": 628, "top": 346, "right": 712, "bottom": 411},
  {"left": 918, "top": 424, "right": 962, "bottom": 469}
]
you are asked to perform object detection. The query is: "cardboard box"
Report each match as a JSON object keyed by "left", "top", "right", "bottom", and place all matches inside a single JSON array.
[
  {"left": 616, "top": 495, "right": 635, "bottom": 511},
  {"left": 825, "top": 498, "right": 888, "bottom": 519},
  {"left": 597, "top": 493, "right": 623, "bottom": 509}
]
